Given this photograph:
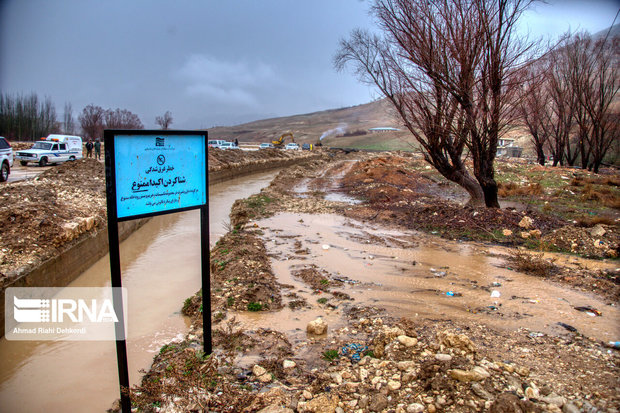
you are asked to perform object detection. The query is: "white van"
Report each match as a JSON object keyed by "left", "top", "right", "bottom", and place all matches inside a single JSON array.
[
  {"left": 208, "top": 140, "right": 226, "bottom": 148},
  {"left": 15, "top": 134, "right": 83, "bottom": 166}
]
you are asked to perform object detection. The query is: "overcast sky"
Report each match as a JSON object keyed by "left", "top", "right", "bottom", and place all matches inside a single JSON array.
[{"left": 0, "top": 0, "right": 618, "bottom": 130}]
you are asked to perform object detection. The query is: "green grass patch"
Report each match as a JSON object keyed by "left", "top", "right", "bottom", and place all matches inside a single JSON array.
[
  {"left": 245, "top": 194, "right": 274, "bottom": 216},
  {"left": 322, "top": 349, "right": 339, "bottom": 361},
  {"left": 247, "top": 302, "right": 263, "bottom": 312},
  {"left": 182, "top": 297, "right": 192, "bottom": 313},
  {"left": 159, "top": 344, "right": 177, "bottom": 355}
]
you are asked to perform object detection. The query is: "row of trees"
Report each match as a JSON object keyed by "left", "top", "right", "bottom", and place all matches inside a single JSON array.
[
  {"left": 336, "top": 0, "right": 618, "bottom": 208},
  {"left": 518, "top": 32, "right": 619, "bottom": 173},
  {"left": 0, "top": 93, "right": 173, "bottom": 140},
  {"left": 0, "top": 93, "right": 58, "bottom": 140}
]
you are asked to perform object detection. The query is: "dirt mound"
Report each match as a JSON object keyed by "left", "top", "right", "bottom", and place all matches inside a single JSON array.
[
  {"left": 208, "top": 230, "right": 283, "bottom": 315},
  {"left": 543, "top": 224, "right": 619, "bottom": 259},
  {"left": 0, "top": 158, "right": 106, "bottom": 283},
  {"left": 208, "top": 147, "right": 316, "bottom": 171}
]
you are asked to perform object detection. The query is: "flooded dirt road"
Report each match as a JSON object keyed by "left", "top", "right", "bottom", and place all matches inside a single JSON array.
[
  {"left": 0, "top": 170, "right": 279, "bottom": 413},
  {"left": 228, "top": 212, "right": 619, "bottom": 359},
  {"left": 6, "top": 163, "right": 54, "bottom": 183}
]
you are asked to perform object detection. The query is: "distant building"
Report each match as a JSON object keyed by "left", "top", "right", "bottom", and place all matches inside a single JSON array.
[
  {"left": 497, "top": 137, "right": 522, "bottom": 157},
  {"left": 498, "top": 138, "right": 515, "bottom": 147},
  {"left": 369, "top": 127, "right": 400, "bottom": 133}
]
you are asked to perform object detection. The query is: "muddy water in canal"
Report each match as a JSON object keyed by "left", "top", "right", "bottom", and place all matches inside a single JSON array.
[
  {"left": 0, "top": 170, "right": 279, "bottom": 413},
  {"left": 230, "top": 212, "right": 619, "bottom": 365}
]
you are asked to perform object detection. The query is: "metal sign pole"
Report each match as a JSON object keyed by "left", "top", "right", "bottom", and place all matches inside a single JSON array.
[
  {"left": 200, "top": 204, "right": 212, "bottom": 354},
  {"left": 104, "top": 136, "right": 132, "bottom": 412}
]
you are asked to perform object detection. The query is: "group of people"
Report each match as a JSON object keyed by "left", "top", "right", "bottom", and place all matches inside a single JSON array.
[{"left": 85, "top": 139, "right": 101, "bottom": 160}]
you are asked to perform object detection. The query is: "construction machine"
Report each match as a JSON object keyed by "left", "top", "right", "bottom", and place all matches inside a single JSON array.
[{"left": 271, "top": 132, "right": 294, "bottom": 148}]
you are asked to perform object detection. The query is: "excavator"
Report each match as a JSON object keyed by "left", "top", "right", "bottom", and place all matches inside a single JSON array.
[{"left": 271, "top": 132, "right": 294, "bottom": 148}]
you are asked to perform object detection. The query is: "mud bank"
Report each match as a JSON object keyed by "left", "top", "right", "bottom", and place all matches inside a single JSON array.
[{"left": 208, "top": 155, "right": 319, "bottom": 185}]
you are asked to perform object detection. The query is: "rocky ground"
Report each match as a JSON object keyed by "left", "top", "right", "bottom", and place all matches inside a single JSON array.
[
  {"left": 125, "top": 152, "right": 619, "bottom": 412},
  {"left": 0, "top": 148, "right": 317, "bottom": 287}
]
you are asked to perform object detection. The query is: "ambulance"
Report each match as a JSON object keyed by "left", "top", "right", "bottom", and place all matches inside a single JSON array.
[{"left": 15, "top": 134, "right": 83, "bottom": 166}]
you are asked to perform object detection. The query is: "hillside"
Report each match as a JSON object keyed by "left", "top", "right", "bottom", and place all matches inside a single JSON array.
[
  {"left": 205, "top": 99, "right": 543, "bottom": 154},
  {"left": 206, "top": 99, "right": 419, "bottom": 150}
]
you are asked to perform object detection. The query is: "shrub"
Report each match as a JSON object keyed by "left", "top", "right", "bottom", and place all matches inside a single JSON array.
[
  {"left": 322, "top": 349, "right": 339, "bottom": 361},
  {"left": 247, "top": 302, "right": 263, "bottom": 312}
]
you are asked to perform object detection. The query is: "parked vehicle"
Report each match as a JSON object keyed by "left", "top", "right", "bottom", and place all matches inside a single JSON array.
[
  {"left": 285, "top": 143, "right": 300, "bottom": 150},
  {"left": 15, "top": 134, "right": 83, "bottom": 166},
  {"left": 259, "top": 143, "right": 274, "bottom": 149},
  {"left": 208, "top": 140, "right": 226, "bottom": 148},
  {"left": 0, "top": 136, "right": 13, "bottom": 182},
  {"left": 302, "top": 143, "right": 311, "bottom": 150},
  {"left": 219, "top": 142, "right": 239, "bottom": 150}
]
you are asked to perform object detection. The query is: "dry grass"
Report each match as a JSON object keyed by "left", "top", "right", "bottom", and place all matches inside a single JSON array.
[
  {"left": 580, "top": 184, "right": 620, "bottom": 208},
  {"left": 506, "top": 251, "right": 559, "bottom": 278},
  {"left": 575, "top": 216, "right": 617, "bottom": 227},
  {"left": 498, "top": 182, "right": 543, "bottom": 197},
  {"left": 571, "top": 175, "right": 620, "bottom": 187}
]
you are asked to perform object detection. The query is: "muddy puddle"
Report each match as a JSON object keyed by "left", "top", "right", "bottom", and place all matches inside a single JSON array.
[
  {"left": 229, "top": 213, "right": 619, "bottom": 357},
  {"left": 294, "top": 160, "right": 362, "bottom": 205},
  {"left": 0, "top": 169, "right": 280, "bottom": 413}
]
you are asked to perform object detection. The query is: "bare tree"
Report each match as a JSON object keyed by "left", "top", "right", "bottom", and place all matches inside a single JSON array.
[
  {"left": 336, "top": 0, "right": 538, "bottom": 207},
  {"left": 104, "top": 108, "right": 144, "bottom": 130},
  {"left": 155, "top": 111, "right": 173, "bottom": 130},
  {"left": 336, "top": 29, "right": 485, "bottom": 204},
  {"left": 544, "top": 43, "right": 579, "bottom": 167},
  {"left": 63, "top": 102, "right": 75, "bottom": 135},
  {"left": 80, "top": 105, "right": 143, "bottom": 139},
  {"left": 79, "top": 104, "right": 105, "bottom": 140},
  {"left": 571, "top": 34, "right": 619, "bottom": 172},
  {"left": 515, "top": 64, "right": 550, "bottom": 166}
]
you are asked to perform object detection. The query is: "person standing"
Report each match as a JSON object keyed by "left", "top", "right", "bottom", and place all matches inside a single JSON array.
[
  {"left": 94, "top": 139, "right": 101, "bottom": 160},
  {"left": 86, "top": 140, "right": 93, "bottom": 158}
]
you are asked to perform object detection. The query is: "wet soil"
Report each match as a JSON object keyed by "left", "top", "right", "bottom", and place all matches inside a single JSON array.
[
  {"left": 131, "top": 153, "right": 620, "bottom": 412},
  {"left": 340, "top": 156, "right": 619, "bottom": 259}
]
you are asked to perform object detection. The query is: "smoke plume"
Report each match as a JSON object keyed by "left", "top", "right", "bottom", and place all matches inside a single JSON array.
[{"left": 319, "top": 123, "right": 348, "bottom": 140}]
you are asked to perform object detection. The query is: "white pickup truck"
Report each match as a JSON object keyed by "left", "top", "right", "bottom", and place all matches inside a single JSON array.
[{"left": 15, "top": 135, "right": 83, "bottom": 166}]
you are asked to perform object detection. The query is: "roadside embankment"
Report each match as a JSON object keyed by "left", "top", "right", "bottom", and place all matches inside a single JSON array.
[{"left": 0, "top": 149, "right": 321, "bottom": 337}]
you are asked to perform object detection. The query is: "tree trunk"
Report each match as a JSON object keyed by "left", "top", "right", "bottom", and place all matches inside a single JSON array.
[
  {"left": 456, "top": 173, "right": 486, "bottom": 207},
  {"left": 473, "top": 150, "right": 501, "bottom": 208},
  {"left": 432, "top": 161, "right": 485, "bottom": 206},
  {"left": 480, "top": 179, "right": 501, "bottom": 208},
  {"left": 535, "top": 146, "right": 546, "bottom": 166}
]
